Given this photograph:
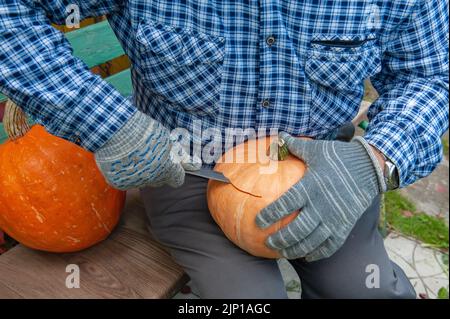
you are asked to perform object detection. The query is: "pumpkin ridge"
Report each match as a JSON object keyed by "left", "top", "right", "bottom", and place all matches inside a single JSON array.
[
  {"left": 91, "top": 202, "right": 112, "bottom": 233},
  {"left": 234, "top": 196, "right": 248, "bottom": 247}
]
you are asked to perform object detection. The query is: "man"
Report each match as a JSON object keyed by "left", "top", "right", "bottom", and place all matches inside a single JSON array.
[{"left": 0, "top": 0, "right": 448, "bottom": 298}]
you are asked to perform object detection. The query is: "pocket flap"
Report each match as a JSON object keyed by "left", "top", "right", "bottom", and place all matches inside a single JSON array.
[
  {"left": 305, "top": 34, "right": 381, "bottom": 92},
  {"left": 309, "top": 34, "right": 378, "bottom": 55},
  {"left": 136, "top": 21, "right": 225, "bottom": 65}
]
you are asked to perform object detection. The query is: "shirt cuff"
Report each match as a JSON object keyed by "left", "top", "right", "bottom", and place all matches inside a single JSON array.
[{"left": 363, "top": 120, "right": 416, "bottom": 188}]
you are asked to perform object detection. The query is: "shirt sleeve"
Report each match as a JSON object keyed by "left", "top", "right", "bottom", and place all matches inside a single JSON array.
[
  {"left": 0, "top": 0, "right": 136, "bottom": 152},
  {"left": 364, "top": 0, "right": 449, "bottom": 187}
]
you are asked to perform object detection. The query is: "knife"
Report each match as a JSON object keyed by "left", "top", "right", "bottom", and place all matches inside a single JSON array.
[{"left": 186, "top": 167, "right": 230, "bottom": 183}]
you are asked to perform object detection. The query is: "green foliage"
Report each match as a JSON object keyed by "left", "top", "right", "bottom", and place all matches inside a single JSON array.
[
  {"left": 442, "top": 138, "right": 449, "bottom": 158},
  {"left": 285, "top": 280, "right": 301, "bottom": 293},
  {"left": 384, "top": 191, "right": 449, "bottom": 250},
  {"left": 438, "top": 287, "right": 449, "bottom": 299}
]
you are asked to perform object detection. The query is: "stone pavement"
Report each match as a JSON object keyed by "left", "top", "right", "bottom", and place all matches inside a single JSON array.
[{"left": 385, "top": 232, "right": 448, "bottom": 299}]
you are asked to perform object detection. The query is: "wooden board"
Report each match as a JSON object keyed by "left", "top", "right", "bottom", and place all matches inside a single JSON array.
[
  {"left": 105, "top": 69, "right": 133, "bottom": 97},
  {"left": 0, "top": 190, "right": 188, "bottom": 299},
  {"left": 0, "top": 68, "right": 132, "bottom": 145},
  {"left": 0, "top": 20, "right": 124, "bottom": 103},
  {"left": 0, "top": 123, "right": 6, "bottom": 145},
  {"left": 66, "top": 20, "right": 125, "bottom": 69}
]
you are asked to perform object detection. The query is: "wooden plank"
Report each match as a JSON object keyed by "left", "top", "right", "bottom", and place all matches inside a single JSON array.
[
  {"left": 0, "top": 282, "right": 23, "bottom": 298},
  {"left": 0, "top": 68, "right": 131, "bottom": 124},
  {"left": 0, "top": 190, "right": 188, "bottom": 299},
  {"left": 0, "top": 21, "right": 125, "bottom": 105},
  {"left": 66, "top": 20, "right": 125, "bottom": 69},
  {"left": 0, "top": 123, "right": 6, "bottom": 145},
  {"left": 0, "top": 101, "right": 4, "bottom": 121},
  {"left": 0, "top": 69, "right": 132, "bottom": 144},
  {"left": 53, "top": 17, "right": 106, "bottom": 34},
  {"left": 105, "top": 69, "right": 132, "bottom": 97},
  {"left": 0, "top": 22, "right": 127, "bottom": 106}
]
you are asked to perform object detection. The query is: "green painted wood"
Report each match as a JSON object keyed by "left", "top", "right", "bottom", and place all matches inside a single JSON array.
[
  {"left": 0, "top": 21, "right": 132, "bottom": 144},
  {"left": 0, "top": 21, "right": 124, "bottom": 103},
  {"left": 0, "top": 70, "right": 132, "bottom": 145},
  {"left": 105, "top": 69, "right": 132, "bottom": 97},
  {"left": 66, "top": 20, "right": 125, "bottom": 68},
  {"left": 0, "top": 123, "right": 6, "bottom": 145}
]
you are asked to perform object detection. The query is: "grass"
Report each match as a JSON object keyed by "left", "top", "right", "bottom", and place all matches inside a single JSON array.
[
  {"left": 438, "top": 287, "right": 449, "bottom": 299},
  {"left": 384, "top": 191, "right": 449, "bottom": 250},
  {"left": 443, "top": 138, "right": 449, "bottom": 158}
]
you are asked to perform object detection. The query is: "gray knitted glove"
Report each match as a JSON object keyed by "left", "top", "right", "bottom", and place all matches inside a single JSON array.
[
  {"left": 95, "top": 111, "right": 195, "bottom": 190},
  {"left": 256, "top": 132, "right": 386, "bottom": 261}
]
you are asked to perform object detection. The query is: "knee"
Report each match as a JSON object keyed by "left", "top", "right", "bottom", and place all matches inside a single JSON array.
[
  {"left": 372, "top": 272, "right": 417, "bottom": 299},
  {"left": 303, "top": 283, "right": 416, "bottom": 299},
  {"left": 301, "top": 271, "right": 417, "bottom": 299},
  {"left": 359, "top": 283, "right": 416, "bottom": 299},
  {"left": 182, "top": 257, "right": 289, "bottom": 299},
  {"left": 363, "top": 265, "right": 417, "bottom": 299},
  {"left": 190, "top": 269, "right": 289, "bottom": 299}
]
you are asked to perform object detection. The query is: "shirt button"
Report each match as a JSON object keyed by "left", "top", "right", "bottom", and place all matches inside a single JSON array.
[
  {"left": 262, "top": 99, "right": 270, "bottom": 108},
  {"left": 266, "top": 36, "right": 276, "bottom": 46}
]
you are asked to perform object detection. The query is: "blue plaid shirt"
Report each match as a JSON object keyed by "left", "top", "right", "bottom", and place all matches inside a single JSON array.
[{"left": 0, "top": 0, "right": 448, "bottom": 187}]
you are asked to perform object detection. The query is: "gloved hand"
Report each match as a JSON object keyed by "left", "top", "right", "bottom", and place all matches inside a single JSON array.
[
  {"left": 95, "top": 110, "right": 200, "bottom": 190},
  {"left": 256, "top": 132, "right": 386, "bottom": 261}
]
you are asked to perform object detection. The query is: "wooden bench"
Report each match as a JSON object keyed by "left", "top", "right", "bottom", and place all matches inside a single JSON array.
[{"left": 0, "top": 21, "right": 188, "bottom": 298}]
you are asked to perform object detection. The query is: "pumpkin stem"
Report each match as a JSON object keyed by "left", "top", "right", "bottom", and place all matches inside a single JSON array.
[
  {"left": 267, "top": 137, "right": 289, "bottom": 161},
  {"left": 4, "top": 100, "right": 31, "bottom": 140}
]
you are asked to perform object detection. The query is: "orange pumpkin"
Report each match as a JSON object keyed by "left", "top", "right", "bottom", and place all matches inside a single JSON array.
[
  {"left": 207, "top": 136, "right": 307, "bottom": 258},
  {"left": 0, "top": 101, "right": 125, "bottom": 253}
]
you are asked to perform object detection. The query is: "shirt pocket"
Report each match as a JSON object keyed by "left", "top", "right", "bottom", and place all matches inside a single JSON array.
[
  {"left": 135, "top": 21, "right": 226, "bottom": 117},
  {"left": 304, "top": 34, "right": 382, "bottom": 132},
  {"left": 305, "top": 34, "right": 381, "bottom": 92}
]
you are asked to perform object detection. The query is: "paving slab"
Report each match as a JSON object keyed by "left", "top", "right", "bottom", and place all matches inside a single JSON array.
[
  {"left": 399, "top": 154, "right": 449, "bottom": 225},
  {"left": 385, "top": 232, "right": 448, "bottom": 299}
]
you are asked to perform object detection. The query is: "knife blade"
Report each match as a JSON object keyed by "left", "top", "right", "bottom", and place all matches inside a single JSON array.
[{"left": 186, "top": 167, "right": 230, "bottom": 183}]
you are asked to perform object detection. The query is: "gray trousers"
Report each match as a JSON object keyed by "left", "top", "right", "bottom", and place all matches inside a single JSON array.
[{"left": 140, "top": 175, "right": 416, "bottom": 299}]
